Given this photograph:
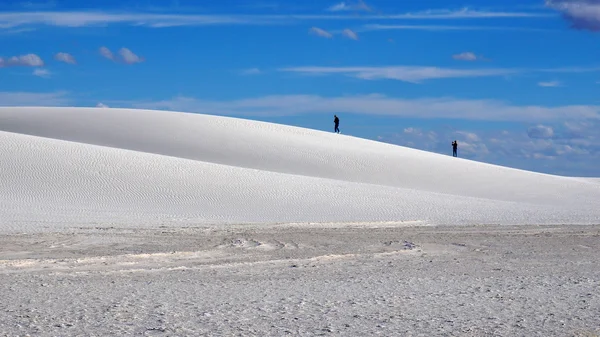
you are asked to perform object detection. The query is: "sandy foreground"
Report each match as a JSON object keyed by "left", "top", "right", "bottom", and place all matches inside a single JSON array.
[{"left": 1, "top": 223, "right": 599, "bottom": 336}]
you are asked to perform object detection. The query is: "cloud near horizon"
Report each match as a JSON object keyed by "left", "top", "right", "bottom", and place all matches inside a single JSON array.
[
  {"left": 0, "top": 91, "right": 69, "bottom": 106},
  {"left": 123, "top": 94, "right": 600, "bottom": 123},
  {"left": 528, "top": 124, "right": 555, "bottom": 139},
  {"left": 378, "top": 123, "right": 599, "bottom": 176},
  {"left": 3, "top": 91, "right": 596, "bottom": 125}
]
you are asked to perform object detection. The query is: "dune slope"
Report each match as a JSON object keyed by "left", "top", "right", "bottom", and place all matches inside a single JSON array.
[{"left": 0, "top": 107, "right": 598, "bottom": 232}]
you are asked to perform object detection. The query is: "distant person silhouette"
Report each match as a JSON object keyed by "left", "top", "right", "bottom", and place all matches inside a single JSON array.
[
  {"left": 452, "top": 140, "right": 458, "bottom": 157},
  {"left": 334, "top": 115, "right": 340, "bottom": 133}
]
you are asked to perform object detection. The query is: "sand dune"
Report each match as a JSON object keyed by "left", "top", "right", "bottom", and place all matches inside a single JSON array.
[{"left": 0, "top": 107, "right": 598, "bottom": 232}]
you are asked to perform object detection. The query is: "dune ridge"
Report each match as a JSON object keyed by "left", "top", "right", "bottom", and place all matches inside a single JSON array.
[{"left": 0, "top": 107, "right": 598, "bottom": 232}]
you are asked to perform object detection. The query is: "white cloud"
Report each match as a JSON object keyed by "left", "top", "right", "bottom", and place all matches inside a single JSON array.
[
  {"left": 327, "top": 1, "right": 371, "bottom": 12},
  {"left": 309, "top": 27, "right": 333, "bottom": 38},
  {"left": 453, "top": 52, "right": 478, "bottom": 61},
  {"left": 99, "top": 46, "right": 114, "bottom": 60},
  {"left": 0, "top": 27, "right": 36, "bottom": 35},
  {"left": 17, "top": 1, "right": 57, "bottom": 10},
  {"left": 391, "top": 8, "right": 551, "bottom": 19},
  {"left": 241, "top": 68, "right": 262, "bottom": 75},
  {"left": 0, "top": 53, "right": 44, "bottom": 67},
  {"left": 280, "top": 65, "right": 600, "bottom": 83},
  {"left": 99, "top": 47, "right": 143, "bottom": 64},
  {"left": 119, "top": 48, "right": 143, "bottom": 64},
  {"left": 360, "top": 24, "right": 550, "bottom": 32},
  {"left": 279, "top": 66, "right": 516, "bottom": 83},
  {"left": 54, "top": 52, "right": 76, "bottom": 64},
  {"left": 378, "top": 123, "right": 600, "bottom": 176},
  {"left": 403, "top": 127, "right": 422, "bottom": 135},
  {"left": 455, "top": 131, "right": 480, "bottom": 141},
  {"left": 96, "top": 102, "right": 109, "bottom": 108},
  {"left": 546, "top": 0, "right": 600, "bottom": 31},
  {"left": 539, "top": 66, "right": 600, "bottom": 73},
  {"left": 0, "top": 91, "right": 69, "bottom": 106},
  {"left": 328, "top": 2, "right": 351, "bottom": 11},
  {"left": 0, "top": 12, "right": 260, "bottom": 29},
  {"left": 342, "top": 28, "right": 359, "bottom": 40},
  {"left": 127, "top": 94, "right": 600, "bottom": 122},
  {"left": 538, "top": 80, "right": 562, "bottom": 87},
  {"left": 528, "top": 125, "right": 555, "bottom": 139},
  {"left": 0, "top": 9, "right": 550, "bottom": 30},
  {"left": 33, "top": 68, "right": 51, "bottom": 78}
]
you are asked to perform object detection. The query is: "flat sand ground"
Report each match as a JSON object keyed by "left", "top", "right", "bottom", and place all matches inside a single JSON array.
[{"left": 1, "top": 223, "right": 599, "bottom": 336}]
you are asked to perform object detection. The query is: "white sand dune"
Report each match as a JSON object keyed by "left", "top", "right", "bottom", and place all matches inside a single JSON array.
[{"left": 0, "top": 107, "right": 599, "bottom": 232}]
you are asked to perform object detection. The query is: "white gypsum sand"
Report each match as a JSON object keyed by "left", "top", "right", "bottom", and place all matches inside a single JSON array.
[
  {"left": 1, "top": 107, "right": 599, "bottom": 336},
  {"left": 0, "top": 225, "right": 599, "bottom": 336},
  {"left": 0, "top": 106, "right": 599, "bottom": 232}
]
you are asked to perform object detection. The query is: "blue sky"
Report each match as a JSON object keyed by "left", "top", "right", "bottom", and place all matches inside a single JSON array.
[{"left": 1, "top": 0, "right": 599, "bottom": 176}]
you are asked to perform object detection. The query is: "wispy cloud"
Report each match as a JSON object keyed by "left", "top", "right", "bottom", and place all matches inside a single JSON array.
[
  {"left": 0, "top": 9, "right": 551, "bottom": 30},
  {"left": 388, "top": 7, "right": 551, "bottom": 19},
  {"left": 327, "top": 1, "right": 372, "bottom": 12},
  {"left": 310, "top": 26, "right": 333, "bottom": 38},
  {"left": 379, "top": 123, "right": 600, "bottom": 176},
  {"left": 96, "top": 102, "right": 109, "bottom": 108},
  {"left": 0, "top": 27, "right": 36, "bottom": 34},
  {"left": 119, "top": 48, "right": 143, "bottom": 64},
  {"left": 453, "top": 52, "right": 480, "bottom": 61},
  {"left": 54, "top": 52, "right": 76, "bottom": 64},
  {"left": 359, "top": 24, "right": 551, "bottom": 32},
  {"left": 279, "top": 65, "right": 600, "bottom": 83},
  {"left": 528, "top": 124, "right": 555, "bottom": 139},
  {"left": 539, "top": 66, "right": 600, "bottom": 73},
  {"left": 0, "top": 91, "right": 69, "bottom": 106},
  {"left": 33, "top": 68, "right": 50, "bottom": 78},
  {"left": 126, "top": 94, "right": 600, "bottom": 122},
  {"left": 240, "top": 68, "right": 262, "bottom": 75},
  {"left": 99, "top": 46, "right": 114, "bottom": 60},
  {"left": 538, "top": 80, "right": 562, "bottom": 87},
  {"left": 0, "top": 53, "right": 44, "bottom": 67},
  {"left": 17, "top": 1, "right": 57, "bottom": 10},
  {"left": 99, "top": 46, "right": 143, "bottom": 64},
  {"left": 342, "top": 28, "right": 359, "bottom": 40},
  {"left": 279, "top": 66, "right": 516, "bottom": 83},
  {"left": 546, "top": 0, "right": 600, "bottom": 31},
  {"left": 0, "top": 12, "right": 261, "bottom": 29}
]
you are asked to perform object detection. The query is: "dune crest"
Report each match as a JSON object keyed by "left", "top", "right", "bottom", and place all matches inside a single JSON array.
[{"left": 0, "top": 107, "right": 598, "bottom": 232}]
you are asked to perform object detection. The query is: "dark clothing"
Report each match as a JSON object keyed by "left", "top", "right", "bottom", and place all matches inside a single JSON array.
[
  {"left": 452, "top": 141, "right": 458, "bottom": 157},
  {"left": 334, "top": 116, "right": 340, "bottom": 133}
]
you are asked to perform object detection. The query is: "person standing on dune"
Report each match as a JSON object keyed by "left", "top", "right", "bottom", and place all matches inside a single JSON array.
[
  {"left": 452, "top": 140, "right": 458, "bottom": 157},
  {"left": 334, "top": 115, "right": 340, "bottom": 134}
]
